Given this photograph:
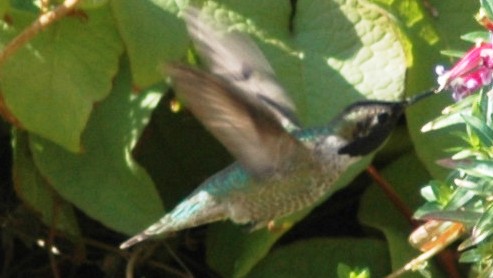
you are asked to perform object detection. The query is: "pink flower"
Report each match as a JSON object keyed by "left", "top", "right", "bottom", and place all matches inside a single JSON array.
[
  {"left": 437, "top": 42, "right": 493, "bottom": 101},
  {"left": 449, "top": 66, "right": 492, "bottom": 100}
]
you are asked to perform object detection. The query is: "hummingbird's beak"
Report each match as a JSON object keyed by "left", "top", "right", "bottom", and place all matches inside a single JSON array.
[{"left": 404, "top": 88, "right": 439, "bottom": 106}]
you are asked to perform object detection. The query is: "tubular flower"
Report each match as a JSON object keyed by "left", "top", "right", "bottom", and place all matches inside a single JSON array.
[
  {"left": 449, "top": 66, "right": 493, "bottom": 100},
  {"left": 437, "top": 42, "right": 493, "bottom": 101}
]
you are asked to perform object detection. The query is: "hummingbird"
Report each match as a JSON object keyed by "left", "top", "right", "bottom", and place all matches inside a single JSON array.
[{"left": 120, "top": 7, "right": 434, "bottom": 249}]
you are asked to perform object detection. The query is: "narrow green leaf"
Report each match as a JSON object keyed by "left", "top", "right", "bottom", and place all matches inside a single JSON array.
[
  {"left": 419, "top": 180, "right": 454, "bottom": 204},
  {"left": 461, "top": 114, "right": 493, "bottom": 147},
  {"left": 470, "top": 204, "right": 493, "bottom": 245},
  {"left": 459, "top": 248, "right": 483, "bottom": 263},
  {"left": 439, "top": 159, "right": 493, "bottom": 178},
  {"left": 440, "top": 49, "right": 466, "bottom": 58},
  {"left": 460, "top": 31, "right": 490, "bottom": 43},
  {"left": 419, "top": 210, "right": 480, "bottom": 225},
  {"left": 421, "top": 97, "right": 476, "bottom": 133},
  {"left": 481, "top": 0, "right": 493, "bottom": 20},
  {"left": 454, "top": 178, "right": 493, "bottom": 196},
  {"left": 421, "top": 111, "right": 468, "bottom": 132},
  {"left": 445, "top": 187, "right": 478, "bottom": 211},
  {"left": 414, "top": 202, "right": 444, "bottom": 219}
]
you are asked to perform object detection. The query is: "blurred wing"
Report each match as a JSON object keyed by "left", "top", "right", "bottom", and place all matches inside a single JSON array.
[
  {"left": 182, "top": 7, "right": 300, "bottom": 129},
  {"left": 168, "top": 64, "right": 309, "bottom": 179}
]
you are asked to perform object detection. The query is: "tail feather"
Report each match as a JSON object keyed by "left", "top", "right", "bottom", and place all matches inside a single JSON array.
[
  {"left": 119, "top": 215, "right": 173, "bottom": 249},
  {"left": 119, "top": 231, "right": 154, "bottom": 249},
  {"left": 120, "top": 191, "right": 226, "bottom": 249}
]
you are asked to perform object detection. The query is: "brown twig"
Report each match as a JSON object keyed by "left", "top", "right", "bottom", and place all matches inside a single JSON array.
[
  {"left": 0, "top": 0, "right": 82, "bottom": 68},
  {"left": 125, "top": 246, "right": 144, "bottom": 278},
  {"left": 124, "top": 242, "right": 193, "bottom": 278},
  {"left": 82, "top": 238, "right": 189, "bottom": 277},
  {"left": 366, "top": 165, "right": 417, "bottom": 227},
  {"left": 163, "top": 242, "right": 194, "bottom": 278}
]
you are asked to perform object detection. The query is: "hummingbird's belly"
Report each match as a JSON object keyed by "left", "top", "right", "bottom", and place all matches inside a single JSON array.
[{"left": 225, "top": 170, "right": 343, "bottom": 226}]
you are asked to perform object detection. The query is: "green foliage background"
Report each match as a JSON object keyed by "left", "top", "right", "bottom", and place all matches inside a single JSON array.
[{"left": 0, "top": 0, "right": 480, "bottom": 277}]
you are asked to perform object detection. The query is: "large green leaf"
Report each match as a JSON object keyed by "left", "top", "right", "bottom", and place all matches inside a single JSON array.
[
  {"left": 199, "top": 0, "right": 407, "bottom": 276},
  {"left": 248, "top": 238, "right": 389, "bottom": 277},
  {"left": 0, "top": 6, "right": 123, "bottom": 152},
  {"left": 29, "top": 60, "right": 164, "bottom": 235},
  {"left": 13, "top": 131, "right": 80, "bottom": 237},
  {"left": 111, "top": 0, "right": 189, "bottom": 87}
]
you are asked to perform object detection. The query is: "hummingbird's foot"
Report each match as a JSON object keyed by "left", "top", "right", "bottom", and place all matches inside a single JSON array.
[{"left": 267, "top": 220, "right": 292, "bottom": 233}]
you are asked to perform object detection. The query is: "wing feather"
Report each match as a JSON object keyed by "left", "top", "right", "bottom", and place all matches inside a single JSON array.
[
  {"left": 182, "top": 7, "right": 300, "bottom": 128},
  {"left": 167, "top": 64, "right": 309, "bottom": 179}
]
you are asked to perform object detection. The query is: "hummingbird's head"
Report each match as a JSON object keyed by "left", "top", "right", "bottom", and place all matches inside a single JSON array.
[{"left": 332, "top": 100, "right": 407, "bottom": 157}]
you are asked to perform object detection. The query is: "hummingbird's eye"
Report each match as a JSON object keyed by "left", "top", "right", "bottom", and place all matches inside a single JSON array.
[{"left": 376, "top": 112, "right": 391, "bottom": 124}]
